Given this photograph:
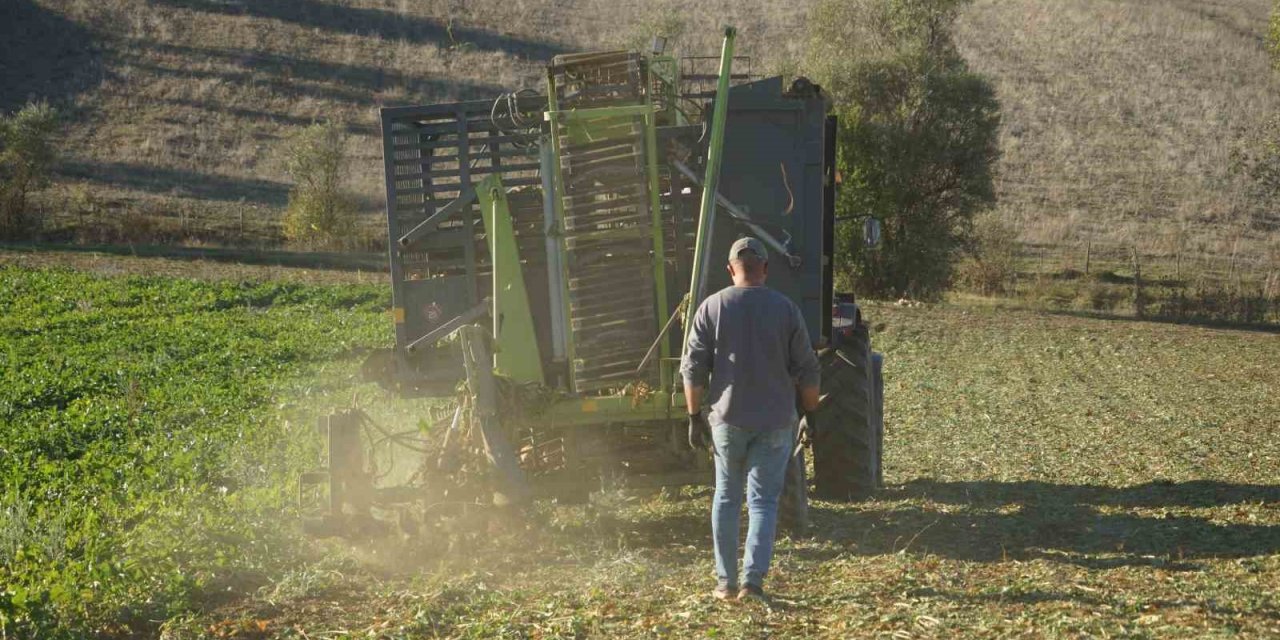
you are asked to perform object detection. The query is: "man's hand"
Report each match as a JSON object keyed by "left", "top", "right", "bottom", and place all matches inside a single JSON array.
[
  {"left": 688, "top": 412, "right": 712, "bottom": 450},
  {"left": 799, "top": 411, "right": 819, "bottom": 445}
]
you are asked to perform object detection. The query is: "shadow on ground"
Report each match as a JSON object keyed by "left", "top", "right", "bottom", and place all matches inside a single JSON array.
[
  {"left": 120, "top": 43, "right": 507, "bottom": 109},
  {"left": 816, "top": 479, "right": 1280, "bottom": 570},
  {"left": 58, "top": 160, "right": 290, "bottom": 206},
  {"left": 580, "top": 480, "right": 1280, "bottom": 572},
  {"left": 151, "top": 0, "right": 568, "bottom": 60},
  {"left": 1044, "top": 308, "right": 1280, "bottom": 334},
  {"left": 0, "top": 0, "right": 103, "bottom": 113},
  {"left": 899, "top": 478, "right": 1280, "bottom": 509}
]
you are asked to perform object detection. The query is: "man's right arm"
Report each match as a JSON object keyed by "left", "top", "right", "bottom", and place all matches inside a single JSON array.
[{"left": 679, "top": 301, "right": 714, "bottom": 414}]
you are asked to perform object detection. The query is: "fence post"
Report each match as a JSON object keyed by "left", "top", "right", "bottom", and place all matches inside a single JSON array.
[
  {"left": 1084, "top": 240, "right": 1092, "bottom": 276},
  {"left": 1132, "top": 246, "right": 1145, "bottom": 319},
  {"left": 1228, "top": 235, "right": 1240, "bottom": 293}
]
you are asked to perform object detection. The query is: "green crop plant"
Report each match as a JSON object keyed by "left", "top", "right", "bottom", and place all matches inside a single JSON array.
[{"left": 0, "top": 267, "right": 389, "bottom": 637}]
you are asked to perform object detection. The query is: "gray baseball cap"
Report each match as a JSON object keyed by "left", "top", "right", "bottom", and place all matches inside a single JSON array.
[{"left": 728, "top": 236, "right": 768, "bottom": 262}]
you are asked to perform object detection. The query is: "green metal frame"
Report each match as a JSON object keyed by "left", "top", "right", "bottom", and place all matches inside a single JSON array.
[
  {"left": 476, "top": 174, "right": 544, "bottom": 385},
  {"left": 519, "top": 29, "right": 738, "bottom": 423},
  {"left": 648, "top": 55, "right": 682, "bottom": 125},
  {"left": 533, "top": 390, "right": 685, "bottom": 428},
  {"left": 542, "top": 74, "right": 577, "bottom": 392},
  {"left": 544, "top": 74, "right": 671, "bottom": 394},
  {"left": 642, "top": 77, "right": 671, "bottom": 392}
]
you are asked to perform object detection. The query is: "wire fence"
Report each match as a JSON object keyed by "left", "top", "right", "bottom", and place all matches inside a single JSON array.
[
  {"left": 1011, "top": 240, "right": 1280, "bottom": 325},
  {"left": 1019, "top": 240, "right": 1279, "bottom": 291}
]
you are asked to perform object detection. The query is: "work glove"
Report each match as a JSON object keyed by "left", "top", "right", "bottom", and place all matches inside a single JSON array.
[
  {"left": 688, "top": 412, "right": 712, "bottom": 450},
  {"left": 799, "top": 411, "right": 819, "bottom": 446}
]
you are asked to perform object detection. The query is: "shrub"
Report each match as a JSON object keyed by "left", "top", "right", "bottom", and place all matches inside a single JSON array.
[
  {"left": 1079, "top": 280, "right": 1126, "bottom": 312},
  {"left": 281, "top": 121, "right": 357, "bottom": 250},
  {"left": 955, "top": 212, "right": 1018, "bottom": 295},
  {"left": 804, "top": 0, "right": 1001, "bottom": 300},
  {"left": 0, "top": 101, "right": 59, "bottom": 238}
]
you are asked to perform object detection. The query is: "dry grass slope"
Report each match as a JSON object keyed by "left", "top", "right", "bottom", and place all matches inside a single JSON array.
[
  {"left": 956, "top": 0, "right": 1280, "bottom": 260},
  {"left": 14, "top": 0, "right": 803, "bottom": 246}
]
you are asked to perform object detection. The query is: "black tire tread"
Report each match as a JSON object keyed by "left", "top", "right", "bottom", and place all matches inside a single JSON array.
[{"left": 811, "top": 323, "right": 876, "bottom": 501}]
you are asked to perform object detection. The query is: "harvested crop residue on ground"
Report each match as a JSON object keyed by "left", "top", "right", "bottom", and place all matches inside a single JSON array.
[{"left": 186, "top": 302, "right": 1279, "bottom": 638}]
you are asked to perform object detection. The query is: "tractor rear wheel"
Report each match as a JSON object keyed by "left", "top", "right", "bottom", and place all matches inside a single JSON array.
[{"left": 811, "top": 323, "right": 877, "bottom": 501}]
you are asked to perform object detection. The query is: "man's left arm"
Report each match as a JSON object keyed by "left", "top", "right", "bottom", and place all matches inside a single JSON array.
[{"left": 789, "top": 305, "right": 821, "bottom": 412}]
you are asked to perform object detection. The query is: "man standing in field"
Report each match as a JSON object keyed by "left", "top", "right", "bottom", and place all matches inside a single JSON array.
[{"left": 680, "top": 236, "right": 821, "bottom": 603}]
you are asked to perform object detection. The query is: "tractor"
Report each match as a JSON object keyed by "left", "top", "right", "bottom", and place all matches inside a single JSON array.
[{"left": 301, "top": 27, "right": 884, "bottom": 537}]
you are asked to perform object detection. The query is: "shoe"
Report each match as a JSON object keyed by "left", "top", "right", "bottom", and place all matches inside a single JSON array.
[
  {"left": 713, "top": 584, "right": 737, "bottom": 600},
  {"left": 737, "top": 583, "right": 767, "bottom": 604}
]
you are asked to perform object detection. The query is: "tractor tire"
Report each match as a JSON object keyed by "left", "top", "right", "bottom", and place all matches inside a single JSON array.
[
  {"left": 778, "top": 439, "right": 809, "bottom": 537},
  {"left": 811, "top": 322, "right": 878, "bottom": 501}
]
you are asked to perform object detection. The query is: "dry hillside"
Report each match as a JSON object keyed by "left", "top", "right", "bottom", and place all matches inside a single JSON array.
[
  {"left": 957, "top": 0, "right": 1280, "bottom": 266},
  {"left": 5, "top": 0, "right": 803, "bottom": 246},
  {"left": 5, "top": 0, "right": 1278, "bottom": 266}
]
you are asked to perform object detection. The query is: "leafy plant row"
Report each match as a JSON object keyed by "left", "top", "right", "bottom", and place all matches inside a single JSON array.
[{"left": 0, "top": 267, "right": 390, "bottom": 637}]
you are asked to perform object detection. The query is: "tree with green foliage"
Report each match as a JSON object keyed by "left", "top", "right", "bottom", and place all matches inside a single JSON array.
[
  {"left": 0, "top": 101, "right": 59, "bottom": 238},
  {"left": 804, "top": 0, "right": 1001, "bottom": 299},
  {"left": 282, "top": 121, "right": 357, "bottom": 250}
]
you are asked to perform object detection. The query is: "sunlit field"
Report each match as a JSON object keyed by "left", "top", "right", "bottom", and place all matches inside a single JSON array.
[{"left": 3, "top": 264, "right": 1277, "bottom": 638}]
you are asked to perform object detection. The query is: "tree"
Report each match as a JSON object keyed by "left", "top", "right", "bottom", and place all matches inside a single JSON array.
[
  {"left": 281, "top": 121, "right": 357, "bottom": 250},
  {"left": 804, "top": 0, "right": 1001, "bottom": 299},
  {"left": 0, "top": 101, "right": 58, "bottom": 238}
]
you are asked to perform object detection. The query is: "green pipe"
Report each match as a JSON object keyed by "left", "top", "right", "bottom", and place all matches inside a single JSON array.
[{"left": 683, "top": 26, "right": 737, "bottom": 342}]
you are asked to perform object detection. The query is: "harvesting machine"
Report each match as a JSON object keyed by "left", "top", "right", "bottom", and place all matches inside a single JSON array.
[{"left": 302, "top": 28, "right": 884, "bottom": 536}]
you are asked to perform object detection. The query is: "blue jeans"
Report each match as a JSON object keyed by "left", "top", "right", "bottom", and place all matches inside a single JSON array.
[{"left": 711, "top": 422, "right": 794, "bottom": 589}]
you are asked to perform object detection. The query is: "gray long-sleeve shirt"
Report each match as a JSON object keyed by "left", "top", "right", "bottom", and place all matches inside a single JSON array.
[{"left": 679, "top": 285, "right": 821, "bottom": 431}]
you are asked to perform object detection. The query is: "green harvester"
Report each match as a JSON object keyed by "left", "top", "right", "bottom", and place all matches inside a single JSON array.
[{"left": 301, "top": 28, "right": 885, "bottom": 537}]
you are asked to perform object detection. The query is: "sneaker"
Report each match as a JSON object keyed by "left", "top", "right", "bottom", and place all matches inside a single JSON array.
[
  {"left": 713, "top": 584, "right": 737, "bottom": 600},
  {"left": 737, "top": 583, "right": 767, "bottom": 604}
]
